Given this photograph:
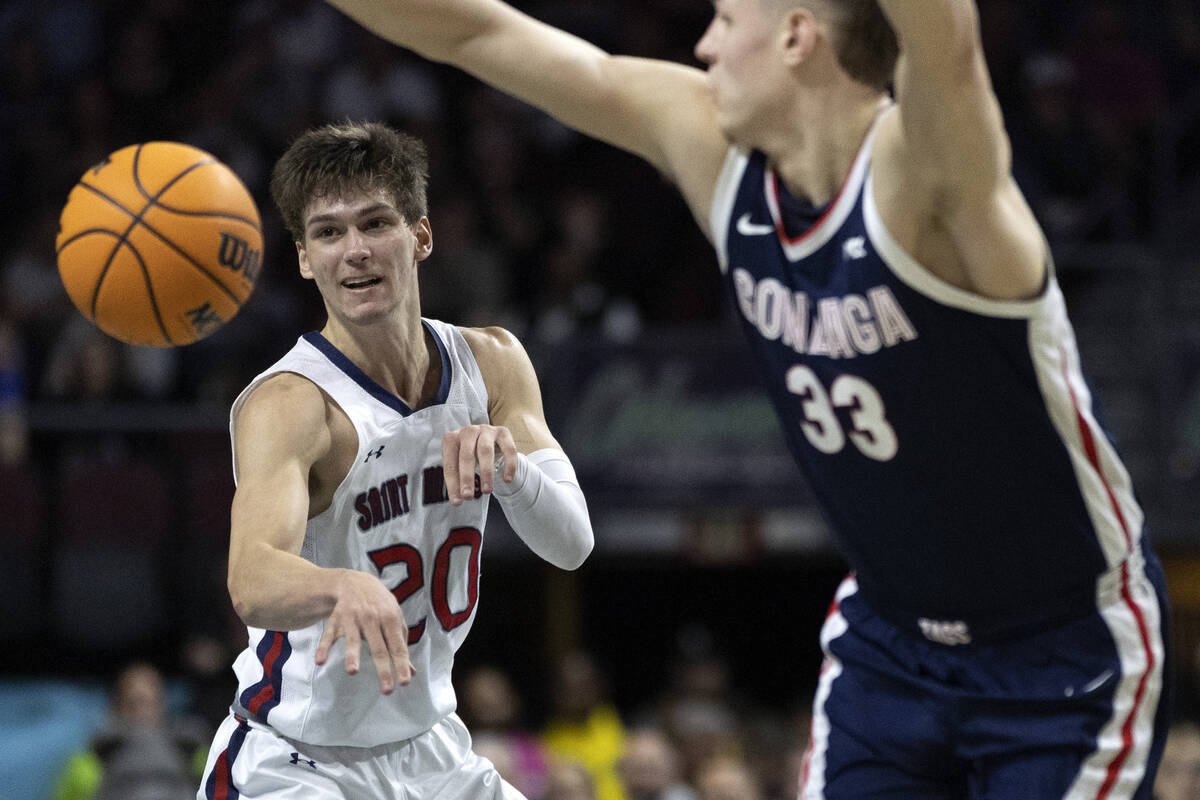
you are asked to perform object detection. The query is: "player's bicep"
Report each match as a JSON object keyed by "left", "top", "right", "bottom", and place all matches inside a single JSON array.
[
  {"left": 465, "top": 327, "right": 560, "bottom": 454},
  {"left": 228, "top": 376, "right": 331, "bottom": 561}
]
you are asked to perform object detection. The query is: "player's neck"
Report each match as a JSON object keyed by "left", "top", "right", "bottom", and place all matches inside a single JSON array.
[
  {"left": 765, "top": 91, "right": 891, "bottom": 207},
  {"left": 321, "top": 310, "right": 437, "bottom": 409}
]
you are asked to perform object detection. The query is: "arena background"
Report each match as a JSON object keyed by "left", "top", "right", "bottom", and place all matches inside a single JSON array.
[{"left": 1, "top": 1, "right": 1199, "bottom": 798}]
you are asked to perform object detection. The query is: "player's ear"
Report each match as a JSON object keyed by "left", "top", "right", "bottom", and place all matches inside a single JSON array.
[
  {"left": 412, "top": 217, "right": 433, "bottom": 263},
  {"left": 781, "top": 7, "right": 818, "bottom": 67},
  {"left": 297, "top": 240, "right": 314, "bottom": 280}
]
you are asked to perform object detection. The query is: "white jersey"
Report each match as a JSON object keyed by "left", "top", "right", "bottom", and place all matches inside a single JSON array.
[{"left": 227, "top": 319, "right": 491, "bottom": 747}]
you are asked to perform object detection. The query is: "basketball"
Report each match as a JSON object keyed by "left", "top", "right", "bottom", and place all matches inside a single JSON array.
[{"left": 55, "top": 142, "right": 263, "bottom": 347}]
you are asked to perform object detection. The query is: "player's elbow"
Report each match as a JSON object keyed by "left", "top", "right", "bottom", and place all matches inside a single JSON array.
[
  {"left": 554, "top": 525, "right": 594, "bottom": 571},
  {"left": 227, "top": 573, "right": 258, "bottom": 627},
  {"left": 227, "top": 562, "right": 269, "bottom": 628}
]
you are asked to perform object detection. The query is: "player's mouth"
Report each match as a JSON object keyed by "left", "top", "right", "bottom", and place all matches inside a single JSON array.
[{"left": 342, "top": 277, "right": 382, "bottom": 290}]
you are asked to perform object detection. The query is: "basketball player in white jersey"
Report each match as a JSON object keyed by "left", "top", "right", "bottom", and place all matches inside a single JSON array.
[
  {"left": 197, "top": 121, "right": 594, "bottom": 800},
  {"left": 321, "top": 2, "right": 1172, "bottom": 798}
]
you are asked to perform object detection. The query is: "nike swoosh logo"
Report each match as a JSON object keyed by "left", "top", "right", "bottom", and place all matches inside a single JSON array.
[{"left": 736, "top": 212, "right": 775, "bottom": 237}]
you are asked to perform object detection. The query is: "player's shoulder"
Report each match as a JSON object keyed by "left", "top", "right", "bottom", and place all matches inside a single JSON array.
[
  {"left": 237, "top": 370, "right": 330, "bottom": 431},
  {"left": 456, "top": 324, "right": 537, "bottom": 392},
  {"left": 457, "top": 324, "right": 527, "bottom": 362}
]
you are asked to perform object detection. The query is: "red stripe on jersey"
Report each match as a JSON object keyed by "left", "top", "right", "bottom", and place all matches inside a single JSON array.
[
  {"left": 1059, "top": 348, "right": 1155, "bottom": 798},
  {"left": 1093, "top": 562, "right": 1156, "bottom": 800},
  {"left": 246, "top": 632, "right": 284, "bottom": 714},
  {"left": 768, "top": 171, "right": 845, "bottom": 246}
]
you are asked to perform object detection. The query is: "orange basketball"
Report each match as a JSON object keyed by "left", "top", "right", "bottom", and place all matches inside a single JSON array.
[{"left": 55, "top": 141, "right": 263, "bottom": 347}]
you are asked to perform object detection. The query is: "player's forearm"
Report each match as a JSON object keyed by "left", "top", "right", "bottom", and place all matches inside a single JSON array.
[
  {"left": 494, "top": 449, "right": 594, "bottom": 570},
  {"left": 326, "top": 0, "right": 503, "bottom": 63},
  {"left": 228, "top": 543, "right": 348, "bottom": 630}
]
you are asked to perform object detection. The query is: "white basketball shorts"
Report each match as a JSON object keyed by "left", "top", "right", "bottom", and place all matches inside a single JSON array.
[{"left": 197, "top": 712, "right": 525, "bottom": 800}]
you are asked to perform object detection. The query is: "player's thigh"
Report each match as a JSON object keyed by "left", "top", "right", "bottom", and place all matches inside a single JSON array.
[
  {"left": 803, "top": 588, "right": 966, "bottom": 798},
  {"left": 198, "top": 715, "right": 343, "bottom": 800},
  {"left": 401, "top": 714, "right": 527, "bottom": 800}
]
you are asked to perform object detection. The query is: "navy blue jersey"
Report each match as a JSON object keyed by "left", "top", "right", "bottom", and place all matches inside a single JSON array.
[{"left": 709, "top": 111, "right": 1144, "bottom": 638}]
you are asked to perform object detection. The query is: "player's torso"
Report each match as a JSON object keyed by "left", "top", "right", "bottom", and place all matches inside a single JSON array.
[
  {"left": 710, "top": 134, "right": 1144, "bottom": 639},
  {"left": 229, "top": 319, "right": 491, "bottom": 746}
]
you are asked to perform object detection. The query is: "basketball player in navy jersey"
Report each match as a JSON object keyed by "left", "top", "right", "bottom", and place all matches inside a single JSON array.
[
  {"left": 196, "top": 121, "right": 594, "bottom": 799},
  {"left": 322, "top": 1, "right": 1173, "bottom": 797}
]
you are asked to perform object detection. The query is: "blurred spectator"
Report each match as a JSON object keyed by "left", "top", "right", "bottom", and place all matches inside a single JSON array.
[
  {"left": 1155, "top": 721, "right": 1200, "bottom": 800},
  {"left": 1007, "top": 53, "right": 1104, "bottom": 243},
  {"left": 320, "top": 28, "right": 446, "bottom": 128},
  {"left": 0, "top": 316, "right": 28, "bottom": 465},
  {"left": 543, "top": 650, "right": 629, "bottom": 800},
  {"left": 618, "top": 726, "right": 697, "bottom": 800},
  {"left": 460, "top": 664, "right": 551, "bottom": 799},
  {"left": 694, "top": 755, "right": 762, "bottom": 800},
  {"left": 656, "top": 627, "right": 746, "bottom": 785},
  {"left": 1067, "top": 0, "right": 1168, "bottom": 239},
  {"left": 50, "top": 662, "right": 208, "bottom": 800},
  {"left": 418, "top": 195, "right": 521, "bottom": 331},
  {"left": 178, "top": 633, "right": 238, "bottom": 736},
  {"left": 532, "top": 188, "right": 641, "bottom": 344},
  {"left": 40, "top": 318, "right": 129, "bottom": 402},
  {"left": 545, "top": 759, "right": 600, "bottom": 800}
]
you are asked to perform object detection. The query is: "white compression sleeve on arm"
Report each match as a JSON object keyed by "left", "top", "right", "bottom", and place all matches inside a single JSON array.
[{"left": 492, "top": 448, "right": 594, "bottom": 570}]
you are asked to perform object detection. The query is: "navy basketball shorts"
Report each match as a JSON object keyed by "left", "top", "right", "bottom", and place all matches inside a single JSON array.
[{"left": 800, "top": 551, "right": 1172, "bottom": 799}]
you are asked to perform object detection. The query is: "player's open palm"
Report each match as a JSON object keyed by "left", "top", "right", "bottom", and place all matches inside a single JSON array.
[{"left": 316, "top": 569, "right": 414, "bottom": 695}]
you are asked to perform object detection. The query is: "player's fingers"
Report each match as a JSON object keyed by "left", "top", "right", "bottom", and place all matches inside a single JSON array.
[
  {"left": 496, "top": 428, "right": 519, "bottom": 484},
  {"left": 364, "top": 626, "right": 396, "bottom": 695},
  {"left": 382, "top": 618, "right": 414, "bottom": 687},
  {"left": 315, "top": 619, "right": 339, "bottom": 666},
  {"left": 343, "top": 625, "right": 362, "bottom": 676},
  {"left": 456, "top": 427, "right": 481, "bottom": 502},
  {"left": 476, "top": 428, "right": 498, "bottom": 494},
  {"left": 442, "top": 431, "right": 463, "bottom": 505}
]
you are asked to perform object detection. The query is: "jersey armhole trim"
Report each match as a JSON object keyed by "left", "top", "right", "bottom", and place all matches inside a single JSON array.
[
  {"left": 863, "top": 170, "right": 1050, "bottom": 320},
  {"left": 711, "top": 147, "right": 750, "bottom": 274}
]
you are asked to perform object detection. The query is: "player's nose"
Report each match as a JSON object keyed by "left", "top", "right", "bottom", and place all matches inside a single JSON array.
[
  {"left": 694, "top": 22, "right": 717, "bottom": 65},
  {"left": 343, "top": 226, "right": 369, "bottom": 261}
]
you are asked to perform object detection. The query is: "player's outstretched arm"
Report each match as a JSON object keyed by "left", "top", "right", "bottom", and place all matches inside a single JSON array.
[
  {"left": 874, "top": 0, "right": 1045, "bottom": 299},
  {"left": 443, "top": 326, "right": 594, "bottom": 571},
  {"left": 324, "top": 0, "right": 728, "bottom": 231},
  {"left": 227, "top": 374, "right": 413, "bottom": 694}
]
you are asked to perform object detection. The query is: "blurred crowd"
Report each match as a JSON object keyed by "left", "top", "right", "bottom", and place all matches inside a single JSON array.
[
  {"left": 0, "top": 0, "right": 1198, "bottom": 419},
  {"left": 45, "top": 640, "right": 1200, "bottom": 800},
  {"left": 4, "top": 1, "right": 1200, "bottom": 797}
]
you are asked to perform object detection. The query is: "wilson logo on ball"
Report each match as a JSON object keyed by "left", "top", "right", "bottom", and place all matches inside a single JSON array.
[
  {"left": 56, "top": 141, "right": 264, "bottom": 347},
  {"left": 217, "top": 231, "right": 262, "bottom": 284}
]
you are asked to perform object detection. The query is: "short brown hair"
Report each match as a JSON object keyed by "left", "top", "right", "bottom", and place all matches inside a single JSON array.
[
  {"left": 270, "top": 121, "right": 429, "bottom": 243},
  {"left": 765, "top": 0, "right": 898, "bottom": 92},
  {"left": 825, "top": 0, "right": 898, "bottom": 92}
]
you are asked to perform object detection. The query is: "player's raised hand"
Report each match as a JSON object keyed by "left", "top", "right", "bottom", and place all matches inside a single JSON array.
[
  {"left": 442, "top": 424, "right": 519, "bottom": 505},
  {"left": 315, "top": 570, "right": 414, "bottom": 694}
]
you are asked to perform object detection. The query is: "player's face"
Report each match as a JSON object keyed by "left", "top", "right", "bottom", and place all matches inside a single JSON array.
[
  {"left": 297, "top": 188, "right": 432, "bottom": 324},
  {"left": 694, "top": 0, "right": 785, "bottom": 144}
]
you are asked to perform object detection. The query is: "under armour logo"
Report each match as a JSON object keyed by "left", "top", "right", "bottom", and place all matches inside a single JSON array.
[
  {"left": 290, "top": 752, "right": 317, "bottom": 769},
  {"left": 364, "top": 444, "right": 386, "bottom": 462},
  {"left": 842, "top": 236, "right": 868, "bottom": 260}
]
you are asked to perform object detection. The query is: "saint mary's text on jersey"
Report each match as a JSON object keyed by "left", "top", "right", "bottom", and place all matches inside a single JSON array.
[{"left": 355, "top": 466, "right": 483, "bottom": 533}]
